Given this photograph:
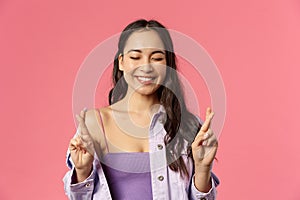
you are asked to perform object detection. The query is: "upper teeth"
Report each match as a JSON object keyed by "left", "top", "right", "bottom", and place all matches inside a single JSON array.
[{"left": 137, "top": 77, "right": 152, "bottom": 81}]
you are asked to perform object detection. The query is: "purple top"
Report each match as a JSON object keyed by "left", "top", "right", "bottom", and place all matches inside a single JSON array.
[
  {"left": 63, "top": 105, "right": 219, "bottom": 200},
  {"left": 101, "top": 152, "right": 152, "bottom": 200}
]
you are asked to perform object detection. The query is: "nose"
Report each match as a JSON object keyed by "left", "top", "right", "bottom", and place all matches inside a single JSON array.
[{"left": 139, "top": 58, "right": 153, "bottom": 73}]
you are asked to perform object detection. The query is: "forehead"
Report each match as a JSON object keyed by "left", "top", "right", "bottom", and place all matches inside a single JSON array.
[{"left": 124, "top": 29, "right": 165, "bottom": 52}]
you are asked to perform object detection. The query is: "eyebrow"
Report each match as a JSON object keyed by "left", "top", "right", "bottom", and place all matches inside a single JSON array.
[{"left": 126, "top": 49, "right": 165, "bottom": 55}]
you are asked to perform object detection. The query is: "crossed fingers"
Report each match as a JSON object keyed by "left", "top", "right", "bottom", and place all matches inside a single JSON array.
[{"left": 193, "top": 107, "right": 217, "bottom": 147}]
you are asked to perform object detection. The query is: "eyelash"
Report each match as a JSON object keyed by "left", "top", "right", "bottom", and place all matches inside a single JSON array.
[
  {"left": 129, "top": 57, "right": 164, "bottom": 61},
  {"left": 130, "top": 57, "right": 140, "bottom": 60}
]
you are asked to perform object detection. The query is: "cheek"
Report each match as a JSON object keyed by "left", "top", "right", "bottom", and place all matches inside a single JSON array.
[{"left": 122, "top": 60, "right": 138, "bottom": 72}]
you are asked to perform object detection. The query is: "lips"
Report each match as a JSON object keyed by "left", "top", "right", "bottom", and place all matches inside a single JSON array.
[{"left": 135, "top": 76, "right": 156, "bottom": 84}]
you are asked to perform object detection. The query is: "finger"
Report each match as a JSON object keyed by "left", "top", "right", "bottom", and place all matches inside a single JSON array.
[
  {"left": 194, "top": 125, "right": 212, "bottom": 143},
  {"left": 200, "top": 107, "right": 214, "bottom": 132},
  {"left": 80, "top": 107, "right": 87, "bottom": 119},
  {"left": 206, "top": 134, "right": 218, "bottom": 147},
  {"left": 206, "top": 107, "right": 212, "bottom": 119},
  {"left": 194, "top": 130, "right": 205, "bottom": 143},
  {"left": 76, "top": 109, "right": 89, "bottom": 135},
  {"left": 69, "top": 137, "right": 82, "bottom": 151},
  {"left": 203, "top": 128, "right": 213, "bottom": 140},
  {"left": 69, "top": 136, "right": 87, "bottom": 152},
  {"left": 199, "top": 129, "right": 213, "bottom": 146},
  {"left": 77, "top": 136, "right": 89, "bottom": 152},
  {"left": 194, "top": 127, "right": 215, "bottom": 147},
  {"left": 202, "top": 129, "right": 214, "bottom": 146},
  {"left": 203, "top": 137, "right": 218, "bottom": 149},
  {"left": 193, "top": 131, "right": 208, "bottom": 147},
  {"left": 69, "top": 138, "right": 77, "bottom": 151},
  {"left": 194, "top": 108, "right": 214, "bottom": 140}
]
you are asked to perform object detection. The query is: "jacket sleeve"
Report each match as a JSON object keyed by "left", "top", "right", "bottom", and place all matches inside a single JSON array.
[
  {"left": 63, "top": 152, "right": 98, "bottom": 200},
  {"left": 189, "top": 172, "right": 220, "bottom": 200},
  {"left": 62, "top": 127, "right": 98, "bottom": 200}
]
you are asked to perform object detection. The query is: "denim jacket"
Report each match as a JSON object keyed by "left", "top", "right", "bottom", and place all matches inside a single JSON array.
[{"left": 63, "top": 106, "right": 220, "bottom": 200}]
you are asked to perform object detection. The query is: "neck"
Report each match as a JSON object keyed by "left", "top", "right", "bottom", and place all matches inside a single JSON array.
[{"left": 121, "top": 90, "right": 160, "bottom": 114}]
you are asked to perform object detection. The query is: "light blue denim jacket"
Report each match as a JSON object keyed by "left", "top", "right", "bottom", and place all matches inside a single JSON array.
[{"left": 63, "top": 106, "right": 220, "bottom": 200}]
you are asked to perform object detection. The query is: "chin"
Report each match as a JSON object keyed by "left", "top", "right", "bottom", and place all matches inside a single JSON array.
[{"left": 132, "top": 85, "right": 161, "bottom": 96}]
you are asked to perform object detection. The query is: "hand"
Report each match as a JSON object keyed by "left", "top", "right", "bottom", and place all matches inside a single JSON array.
[
  {"left": 192, "top": 107, "right": 218, "bottom": 169},
  {"left": 69, "top": 108, "right": 94, "bottom": 182}
]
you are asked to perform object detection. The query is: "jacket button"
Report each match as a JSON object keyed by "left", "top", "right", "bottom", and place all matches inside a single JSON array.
[
  {"left": 85, "top": 183, "right": 91, "bottom": 187},
  {"left": 157, "top": 144, "right": 163, "bottom": 150},
  {"left": 158, "top": 175, "right": 164, "bottom": 181},
  {"left": 158, "top": 116, "right": 163, "bottom": 123},
  {"left": 158, "top": 115, "right": 166, "bottom": 123}
]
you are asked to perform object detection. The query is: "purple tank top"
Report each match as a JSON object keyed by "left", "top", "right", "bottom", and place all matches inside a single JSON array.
[
  {"left": 102, "top": 152, "right": 152, "bottom": 200},
  {"left": 96, "top": 109, "right": 153, "bottom": 199}
]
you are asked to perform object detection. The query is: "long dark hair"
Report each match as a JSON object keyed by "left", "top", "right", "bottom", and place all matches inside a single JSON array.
[{"left": 109, "top": 19, "right": 202, "bottom": 178}]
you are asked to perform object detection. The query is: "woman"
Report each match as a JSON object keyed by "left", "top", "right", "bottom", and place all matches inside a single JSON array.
[{"left": 63, "top": 19, "right": 220, "bottom": 200}]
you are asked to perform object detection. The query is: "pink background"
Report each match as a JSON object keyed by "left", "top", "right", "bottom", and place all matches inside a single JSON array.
[{"left": 1, "top": 0, "right": 300, "bottom": 199}]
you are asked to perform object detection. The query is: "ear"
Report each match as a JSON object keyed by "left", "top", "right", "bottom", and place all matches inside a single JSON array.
[{"left": 118, "top": 54, "right": 124, "bottom": 71}]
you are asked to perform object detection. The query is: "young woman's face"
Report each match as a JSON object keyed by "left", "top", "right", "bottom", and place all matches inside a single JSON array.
[{"left": 118, "top": 29, "right": 167, "bottom": 96}]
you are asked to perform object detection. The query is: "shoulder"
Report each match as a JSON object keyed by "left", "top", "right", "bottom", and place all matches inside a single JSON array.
[
  {"left": 83, "top": 106, "right": 111, "bottom": 138},
  {"left": 84, "top": 106, "right": 111, "bottom": 126},
  {"left": 83, "top": 106, "right": 112, "bottom": 155},
  {"left": 84, "top": 108, "right": 99, "bottom": 128}
]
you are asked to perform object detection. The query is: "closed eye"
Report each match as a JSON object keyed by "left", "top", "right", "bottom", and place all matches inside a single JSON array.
[
  {"left": 152, "top": 58, "right": 164, "bottom": 61},
  {"left": 130, "top": 57, "right": 140, "bottom": 60}
]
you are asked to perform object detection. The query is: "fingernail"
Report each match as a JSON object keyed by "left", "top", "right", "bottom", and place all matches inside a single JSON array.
[{"left": 204, "top": 133, "right": 208, "bottom": 139}]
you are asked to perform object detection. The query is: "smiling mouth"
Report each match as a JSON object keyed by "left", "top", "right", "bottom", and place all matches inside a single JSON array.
[{"left": 135, "top": 76, "right": 156, "bottom": 84}]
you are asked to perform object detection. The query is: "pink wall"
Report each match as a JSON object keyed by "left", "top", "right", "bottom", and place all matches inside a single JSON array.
[{"left": 1, "top": 0, "right": 300, "bottom": 199}]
